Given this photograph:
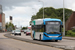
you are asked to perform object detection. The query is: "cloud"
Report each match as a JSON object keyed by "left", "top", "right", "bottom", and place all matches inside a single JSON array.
[
  {"left": 64, "top": 0, "right": 75, "bottom": 11},
  {"left": 0, "top": 0, "right": 39, "bottom": 11},
  {"left": 6, "top": 16, "right": 31, "bottom": 27},
  {"left": 1, "top": 0, "right": 75, "bottom": 11},
  {"left": 4, "top": 6, "right": 33, "bottom": 16},
  {"left": 43, "top": 0, "right": 63, "bottom": 8},
  {"left": 4, "top": 7, "right": 32, "bottom": 27},
  {"left": 1, "top": 0, "right": 75, "bottom": 27},
  {"left": 13, "top": 16, "right": 31, "bottom": 27},
  {"left": 4, "top": 6, "right": 41, "bottom": 27}
]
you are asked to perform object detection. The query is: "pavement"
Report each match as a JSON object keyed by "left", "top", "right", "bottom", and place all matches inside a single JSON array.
[{"left": 63, "top": 37, "right": 75, "bottom": 40}]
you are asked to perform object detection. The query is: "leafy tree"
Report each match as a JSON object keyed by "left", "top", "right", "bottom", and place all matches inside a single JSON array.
[
  {"left": 22, "top": 27, "right": 27, "bottom": 30},
  {"left": 30, "top": 7, "right": 73, "bottom": 24},
  {"left": 5, "top": 22, "right": 15, "bottom": 31},
  {"left": 5, "top": 22, "right": 9, "bottom": 29}
]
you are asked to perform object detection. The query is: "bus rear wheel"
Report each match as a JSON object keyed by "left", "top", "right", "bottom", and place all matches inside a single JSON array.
[{"left": 33, "top": 34, "right": 35, "bottom": 40}]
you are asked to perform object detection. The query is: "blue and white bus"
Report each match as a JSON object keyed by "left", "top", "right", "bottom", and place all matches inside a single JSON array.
[{"left": 31, "top": 18, "right": 63, "bottom": 42}]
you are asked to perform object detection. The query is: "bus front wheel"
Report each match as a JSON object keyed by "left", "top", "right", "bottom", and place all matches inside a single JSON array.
[
  {"left": 55, "top": 40, "right": 58, "bottom": 42},
  {"left": 39, "top": 35, "right": 41, "bottom": 41}
]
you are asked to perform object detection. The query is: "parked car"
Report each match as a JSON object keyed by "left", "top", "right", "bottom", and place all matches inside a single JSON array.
[
  {"left": 21, "top": 30, "right": 24, "bottom": 32},
  {"left": 26, "top": 30, "right": 31, "bottom": 35},
  {"left": 24, "top": 30, "right": 27, "bottom": 34},
  {"left": 14, "top": 29, "right": 21, "bottom": 36},
  {"left": 12, "top": 30, "right": 15, "bottom": 34}
]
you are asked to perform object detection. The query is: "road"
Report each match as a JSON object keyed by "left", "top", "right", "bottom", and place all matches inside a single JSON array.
[
  {"left": 0, "top": 32, "right": 62, "bottom": 50},
  {"left": 12, "top": 32, "right": 75, "bottom": 49}
]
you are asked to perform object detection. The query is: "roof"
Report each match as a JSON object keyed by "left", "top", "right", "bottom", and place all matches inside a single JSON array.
[
  {"left": 32, "top": 18, "right": 62, "bottom": 25},
  {"left": 43, "top": 18, "right": 61, "bottom": 21}
]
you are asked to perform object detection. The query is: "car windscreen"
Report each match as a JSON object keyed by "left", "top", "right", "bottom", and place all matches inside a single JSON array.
[
  {"left": 27, "top": 30, "right": 31, "bottom": 32},
  {"left": 15, "top": 30, "right": 20, "bottom": 32},
  {"left": 24, "top": 30, "right": 27, "bottom": 32},
  {"left": 46, "top": 22, "right": 60, "bottom": 33}
]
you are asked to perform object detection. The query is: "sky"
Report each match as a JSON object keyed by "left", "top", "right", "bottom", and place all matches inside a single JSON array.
[{"left": 0, "top": 0, "right": 75, "bottom": 27}]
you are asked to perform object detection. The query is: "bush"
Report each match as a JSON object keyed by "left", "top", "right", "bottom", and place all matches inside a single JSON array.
[
  {"left": 72, "top": 29, "right": 75, "bottom": 32},
  {"left": 66, "top": 30, "right": 75, "bottom": 37}
]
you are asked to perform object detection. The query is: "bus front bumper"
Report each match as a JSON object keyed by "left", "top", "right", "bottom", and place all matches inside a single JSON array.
[{"left": 42, "top": 34, "right": 62, "bottom": 40}]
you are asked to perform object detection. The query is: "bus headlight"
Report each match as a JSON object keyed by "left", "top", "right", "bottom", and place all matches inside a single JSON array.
[{"left": 49, "top": 36, "right": 58, "bottom": 37}]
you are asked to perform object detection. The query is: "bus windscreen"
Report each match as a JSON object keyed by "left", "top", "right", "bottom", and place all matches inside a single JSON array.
[{"left": 46, "top": 22, "right": 60, "bottom": 33}]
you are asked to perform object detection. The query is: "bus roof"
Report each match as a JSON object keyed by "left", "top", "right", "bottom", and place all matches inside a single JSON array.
[
  {"left": 43, "top": 18, "right": 62, "bottom": 25},
  {"left": 32, "top": 19, "right": 43, "bottom": 25},
  {"left": 32, "top": 18, "right": 62, "bottom": 25},
  {"left": 43, "top": 18, "right": 61, "bottom": 21}
]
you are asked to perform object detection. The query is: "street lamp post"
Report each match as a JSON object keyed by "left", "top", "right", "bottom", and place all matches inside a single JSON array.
[
  {"left": 39, "top": 0, "right": 44, "bottom": 19},
  {"left": 63, "top": 0, "right": 65, "bottom": 36}
]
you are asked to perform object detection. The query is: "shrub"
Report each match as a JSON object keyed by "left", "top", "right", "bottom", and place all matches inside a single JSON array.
[
  {"left": 66, "top": 30, "right": 75, "bottom": 37},
  {"left": 72, "top": 29, "right": 75, "bottom": 32}
]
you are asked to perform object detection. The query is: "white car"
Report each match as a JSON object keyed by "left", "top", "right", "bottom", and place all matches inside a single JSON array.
[
  {"left": 12, "top": 30, "right": 15, "bottom": 34},
  {"left": 14, "top": 29, "right": 21, "bottom": 36}
]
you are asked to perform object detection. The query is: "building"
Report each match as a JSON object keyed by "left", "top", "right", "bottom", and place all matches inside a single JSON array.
[
  {"left": 0, "top": 5, "right": 5, "bottom": 31},
  {"left": 66, "top": 12, "right": 75, "bottom": 31},
  {"left": 0, "top": 13, "right": 5, "bottom": 31},
  {"left": 0, "top": 5, "right": 2, "bottom": 31},
  {"left": 2, "top": 13, "right": 5, "bottom": 31},
  {"left": 0, "top": 14, "right": 2, "bottom": 31}
]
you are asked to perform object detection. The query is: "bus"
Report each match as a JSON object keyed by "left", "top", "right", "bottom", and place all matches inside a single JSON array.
[{"left": 31, "top": 18, "right": 63, "bottom": 42}]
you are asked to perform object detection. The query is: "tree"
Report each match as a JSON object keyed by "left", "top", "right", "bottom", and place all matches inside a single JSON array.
[
  {"left": 5, "top": 22, "right": 15, "bottom": 31},
  {"left": 5, "top": 22, "right": 9, "bottom": 29},
  {"left": 30, "top": 7, "right": 73, "bottom": 24},
  {"left": 22, "top": 27, "right": 27, "bottom": 30}
]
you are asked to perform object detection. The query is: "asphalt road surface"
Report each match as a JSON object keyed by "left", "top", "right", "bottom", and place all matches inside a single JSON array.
[
  {"left": 0, "top": 32, "right": 62, "bottom": 50},
  {"left": 12, "top": 32, "right": 75, "bottom": 49}
]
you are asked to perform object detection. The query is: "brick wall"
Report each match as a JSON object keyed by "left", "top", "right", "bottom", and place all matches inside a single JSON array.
[{"left": 66, "top": 12, "right": 75, "bottom": 31}]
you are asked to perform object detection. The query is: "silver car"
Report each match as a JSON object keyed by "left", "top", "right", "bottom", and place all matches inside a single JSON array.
[
  {"left": 14, "top": 29, "right": 21, "bottom": 36},
  {"left": 12, "top": 30, "right": 15, "bottom": 34}
]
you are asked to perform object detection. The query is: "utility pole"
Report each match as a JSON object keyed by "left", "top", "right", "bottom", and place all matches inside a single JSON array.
[{"left": 63, "top": 0, "right": 65, "bottom": 36}]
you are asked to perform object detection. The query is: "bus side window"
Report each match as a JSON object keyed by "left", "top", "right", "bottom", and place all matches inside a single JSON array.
[
  {"left": 32, "top": 25, "right": 44, "bottom": 32},
  {"left": 39, "top": 25, "right": 44, "bottom": 32}
]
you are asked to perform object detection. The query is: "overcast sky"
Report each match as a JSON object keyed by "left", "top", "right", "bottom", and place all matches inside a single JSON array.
[{"left": 0, "top": 0, "right": 75, "bottom": 27}]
